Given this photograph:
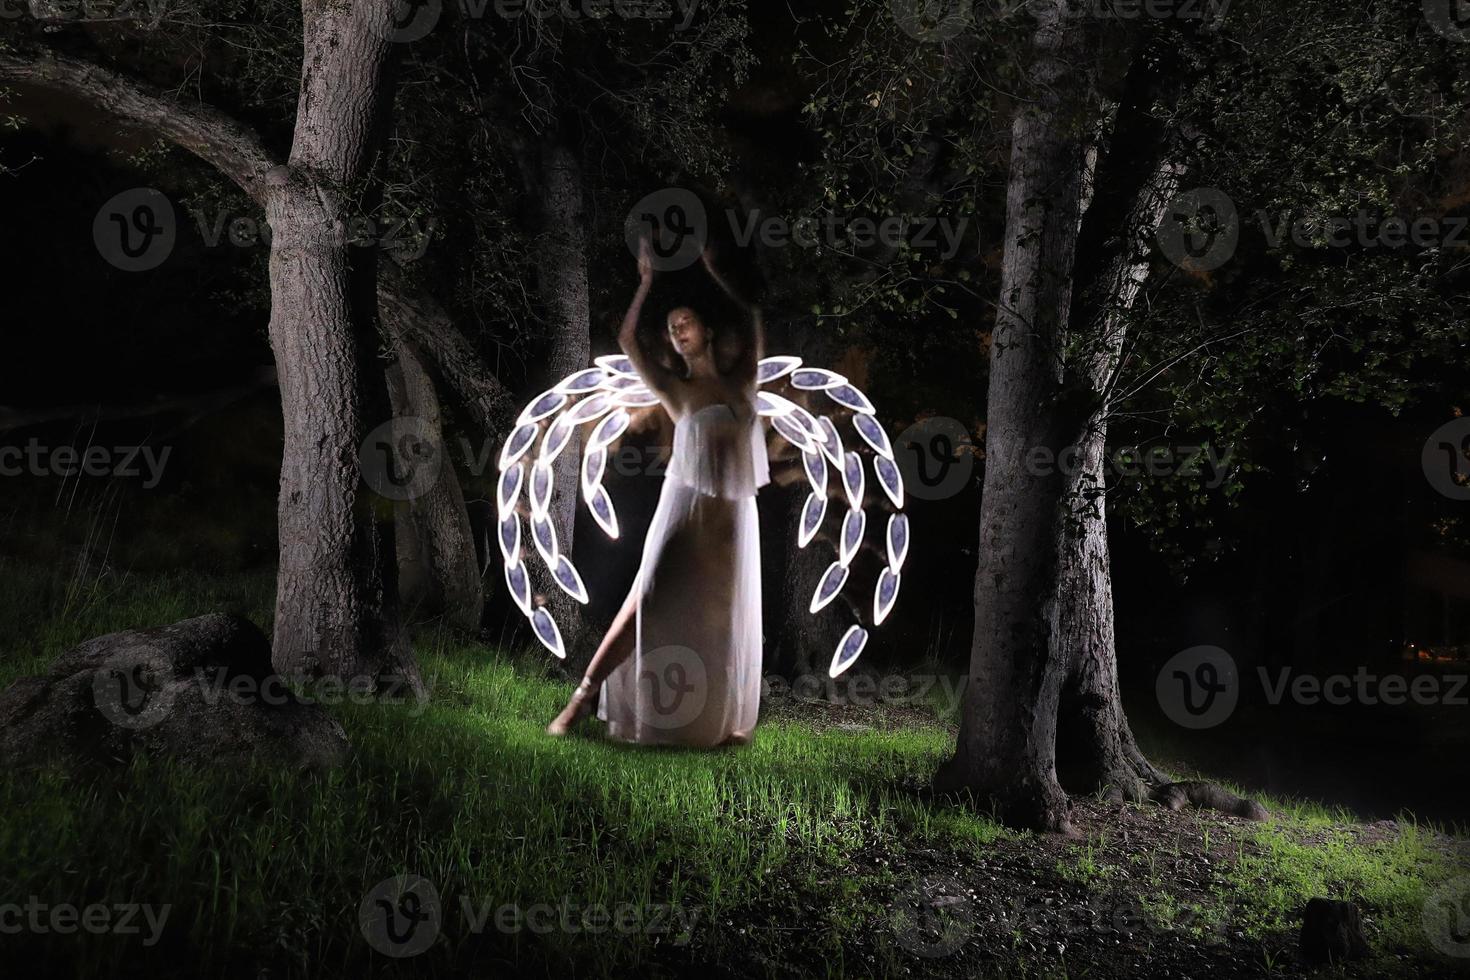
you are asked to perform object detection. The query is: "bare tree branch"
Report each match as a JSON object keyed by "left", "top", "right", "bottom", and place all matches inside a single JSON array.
[{"left": 0, "top": 47, "right": 281, "bottom": 202}]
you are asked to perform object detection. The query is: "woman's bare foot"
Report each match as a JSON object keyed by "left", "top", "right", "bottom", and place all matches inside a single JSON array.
[
  {"left": 547, "top": 678, "right": 599, "bottom": 736},
  {"left": 719, "top": 730, "right": 752, "bottom": 747}
]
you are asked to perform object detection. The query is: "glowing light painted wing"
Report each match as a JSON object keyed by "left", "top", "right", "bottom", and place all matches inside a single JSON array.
[
  {"left": 757, "top": 355, "right": 801, "bottom": 383},
  {"left": 499, "top": 423, "right": 537, "bottom": 470},
  {"left": 518, "top": 389, "right": 567, "bottom": 425},
  {"left": 873, "top": 455, "right": 905, "bottom": 509},
  {"left": 497, "top": 512, "right": 520, "bottom": 565},
  {"left": 595, "top": 353, "right": 638, "bottom": 377},
  {"left": 505, "top": 560, "right": 531, "bottom": 614},
  {"left": 802, "top": 449, "right": 828, "bottom": 495},
  {"left": 853, "top": 414, "right": 894, "bottom": 458},
  {"left": 496, "top": 356, "right": 913, "bottom": 673},
  {"left": 555, "top": 368, "right": 606, "bottom": 394},
  {"left": 751, "top": 370, "right": 908, "bottom": 679},
  {"left": 887, "top": 513, "right": 910, "bottom": 569},
  {"left": 874, "top": 567, "right": 900, "bottom": 625},
  {"left": 529, "top": 461, "right": 553, "bottom": 517},
  {"left": 798, "top": 491, "right": 826, "bottom": 548},
  {"left": 829, "top": 625, "right": 868, "bottom": 679},
  {"left": 530, "top": 606, "right": 566, "bottom": 658},
  {"left": 791, "top": 367, "right": 847, "bottom": 390},
  {"left": 826, "top": 384, "right": 875, "bottom": 415},
  {"left": 810, "top": 561, "right": 850, "bottom": 613},
  {"left": 496, "top": 463, "right": 524, "bottom": 517},
  {"left": 552, "top": 554, "right": 589, "bottom": 604},
  {"left": 839, "top": 508, "right": 866, "bottom": 567}
]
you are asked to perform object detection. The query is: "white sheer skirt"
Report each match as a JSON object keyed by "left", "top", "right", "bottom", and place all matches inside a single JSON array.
[{"left": 597, "top": 403, "right": 767, "bottom": 747}]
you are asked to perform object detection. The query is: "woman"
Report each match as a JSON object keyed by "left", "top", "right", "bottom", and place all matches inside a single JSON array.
[{"left": 546, "top": 236, "right": 768, "bottom": 747}]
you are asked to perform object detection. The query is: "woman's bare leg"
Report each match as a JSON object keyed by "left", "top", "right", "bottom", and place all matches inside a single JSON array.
[{"left": 546, "top": 584, "right": 639, "bottom": 735}]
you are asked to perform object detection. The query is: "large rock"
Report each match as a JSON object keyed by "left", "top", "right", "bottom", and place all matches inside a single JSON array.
[{"left": 0, "top": 613, "right": 348, "bottom": 770}]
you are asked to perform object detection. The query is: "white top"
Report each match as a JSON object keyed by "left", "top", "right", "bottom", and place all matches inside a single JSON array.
[{"left": 664, "top": 402, "right": 770, "bottom": 500}]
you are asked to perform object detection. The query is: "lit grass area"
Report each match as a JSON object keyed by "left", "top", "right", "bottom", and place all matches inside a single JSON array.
[
  {"left": 1, "top": 561, "right": 1466, "bottom": 978},
  {"left": 0, "top": 564, "right": 1001, "bottom": 978}
]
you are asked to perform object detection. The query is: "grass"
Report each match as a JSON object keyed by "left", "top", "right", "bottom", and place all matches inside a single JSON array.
[{"left": 0, "top": 557, "right": 1467, "bottom": 978}]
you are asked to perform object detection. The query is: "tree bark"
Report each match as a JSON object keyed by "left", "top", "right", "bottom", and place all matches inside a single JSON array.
[
  {"left": 520, "top": 137, "right": 593, "bottom": 664},
  {"left": 265, "top": 0, "right": 408, "bottom": 680},
  {"left": 1049, "top": 33, "right": 1199, "bottom": 801},
  {"left": 935, "top": 0, "right": 1101, "bottom": 833},
  {"left": 1, "top": 16, "right": 416, "bottom": 682},
  {"left": 386, "top": 339, "right": 484, "bottom": 633}
]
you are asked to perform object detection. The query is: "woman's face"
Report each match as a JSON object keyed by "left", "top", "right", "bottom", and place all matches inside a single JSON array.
[{"left": 667, "top": 307, "right": 710, "bottom": 358}]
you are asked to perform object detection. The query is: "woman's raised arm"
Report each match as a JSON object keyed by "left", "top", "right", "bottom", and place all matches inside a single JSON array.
[
  {"left": 619, "top": 236, "right": 681, "bottom": 395},
  {"left": 701, "top": 245, "right": 763, "bottom": 385}
]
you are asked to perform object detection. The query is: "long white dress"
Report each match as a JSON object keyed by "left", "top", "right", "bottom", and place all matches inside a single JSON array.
[{"left": 597, "top": 400, "right": 770, "bottom": 746}]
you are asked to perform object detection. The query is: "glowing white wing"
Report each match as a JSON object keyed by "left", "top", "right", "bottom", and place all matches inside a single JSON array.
[{"left": 495, "top": 354, "right": 910, "bottom": 675}]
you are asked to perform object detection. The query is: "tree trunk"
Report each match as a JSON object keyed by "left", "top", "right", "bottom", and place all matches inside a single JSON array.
[
  {"left": 386, "top": 339, "right": 484, "bottom": 633},
  {"left": 935, "top": 0, "right": 1100, "bottom": 833},
  {"left": 267, "top": 1, "right": 409, "bottom": 681},
  {"left": 1049, "top": 38, "right": 1196, "bottom": 801},
  {"left": 524, "top": 138, "right": 593, "bottom": 665}
]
